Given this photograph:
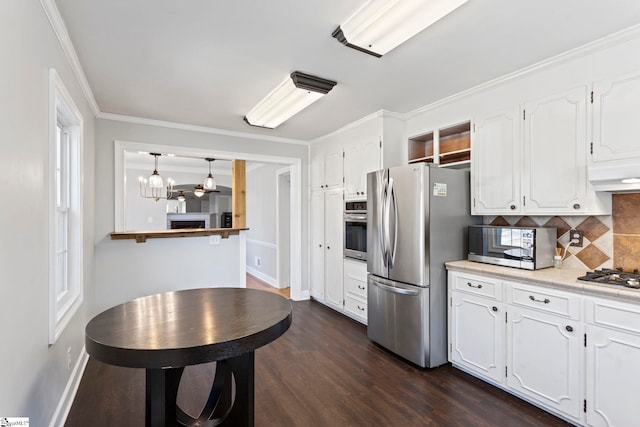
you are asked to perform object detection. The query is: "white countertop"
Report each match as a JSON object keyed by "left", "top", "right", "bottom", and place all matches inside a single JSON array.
[{"left": 445, "top": 260, "right": 640, "bottom": 304}]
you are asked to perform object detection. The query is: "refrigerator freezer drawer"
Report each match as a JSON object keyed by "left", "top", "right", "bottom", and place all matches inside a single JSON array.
[{"left": 367, "top": 275, "right": 429, "bottom": 367}]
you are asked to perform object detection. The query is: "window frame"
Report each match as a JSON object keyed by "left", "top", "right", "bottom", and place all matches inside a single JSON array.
[{"left": 49, "top": 69, "right": 83, "bottom": 344}]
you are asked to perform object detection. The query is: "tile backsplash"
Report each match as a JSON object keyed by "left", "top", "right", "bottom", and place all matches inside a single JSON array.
[{"left": 486, "top": 193, "right": 640, "bottom": 271}]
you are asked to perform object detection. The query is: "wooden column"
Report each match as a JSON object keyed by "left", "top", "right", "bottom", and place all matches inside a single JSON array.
[{"left": 232, "top": 160, "right": 246, "bottom": 229}]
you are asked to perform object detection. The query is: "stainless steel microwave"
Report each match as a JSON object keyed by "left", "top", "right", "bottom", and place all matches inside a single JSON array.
[{"left": 468, "top": 225, "right": 556, "bottom": 270}]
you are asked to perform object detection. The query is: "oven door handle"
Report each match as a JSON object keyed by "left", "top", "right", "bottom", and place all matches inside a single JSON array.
[
  {"left": 371, "top": 279, "right": 419, "bottom": 296},
  {"left": 344, "top": 214, "right": 367, "bottom": 221}
]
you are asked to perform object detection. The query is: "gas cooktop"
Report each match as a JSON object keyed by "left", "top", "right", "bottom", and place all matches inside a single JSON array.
[{"left": 578, "top": 268, "right": 640, "bottom": 288}]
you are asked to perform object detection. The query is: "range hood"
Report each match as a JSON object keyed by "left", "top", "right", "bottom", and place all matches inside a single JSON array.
[{"left": 589, "top": 162, "right": 640, "bottom": 193}]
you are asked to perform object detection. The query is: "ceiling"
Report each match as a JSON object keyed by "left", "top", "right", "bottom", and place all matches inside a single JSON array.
[{"left": 54, "top": 0, "right": 640, "bottom": 141}]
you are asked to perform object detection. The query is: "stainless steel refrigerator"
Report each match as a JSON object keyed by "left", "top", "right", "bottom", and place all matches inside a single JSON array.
[{"left": 367, "top": 163, "right": 478, "bottom": 368}]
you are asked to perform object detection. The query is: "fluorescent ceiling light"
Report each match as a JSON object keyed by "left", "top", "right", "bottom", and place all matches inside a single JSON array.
[
  {"left": 244, "top": 71, "right": 337, "bottom": 129},
  {"left": 333, "top": 0, "right": 469, "bottom": 57}
]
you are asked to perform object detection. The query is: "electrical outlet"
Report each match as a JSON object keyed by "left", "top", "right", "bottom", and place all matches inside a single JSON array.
[
  {"left": 255, "top": 256, "right": 261, "bottom": 267},
  {"left": 209, "top": 235, "right": 221, "bottom": 245},
  {"left": 67, "top": 347, "right": 72, "bottom": 370},
  {"left": 569, "top": 230, "right": 584, "bottom": 247}
]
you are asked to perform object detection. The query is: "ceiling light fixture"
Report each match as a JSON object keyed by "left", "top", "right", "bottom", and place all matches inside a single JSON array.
[
  {"left": 177, "top": 191, "right": 186, "bottom": 202},
  {"left": 244, "top": 71, "right": 337, "bottom": 129},
  {"left": 203, "top": 158, "right": 217, "bottom": 190},
  {"left": 139, "top": 153, "right": 174, "bottom": 201},
  {"left": 193, "top": 185, "right": 206, "bottom": 198},
  {"left": 332, "top": 0, "right": 469, "bottom": 57}
]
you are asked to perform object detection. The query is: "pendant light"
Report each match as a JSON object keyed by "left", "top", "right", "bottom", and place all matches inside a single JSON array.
[
  {"left": 139, "top": 153, "right": 174, "bottom": 201},
  {"left": 203, "top": 158, "right": 217, "bottom": 190},
  {"left": 193, "top": 185, "right": 205, "bottom": 198},
  {"left": 148, "top": 153, "right": 164, "bottom": 188}
]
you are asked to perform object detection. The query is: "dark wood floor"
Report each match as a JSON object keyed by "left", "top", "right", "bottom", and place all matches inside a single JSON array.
[{"left": 66, "top": 299, "right": 569, "bottom": 426}]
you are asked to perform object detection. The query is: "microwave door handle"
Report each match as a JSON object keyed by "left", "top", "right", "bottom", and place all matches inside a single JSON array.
[{"left": 389, "top": 178, "right": 398, "bottom": 268}]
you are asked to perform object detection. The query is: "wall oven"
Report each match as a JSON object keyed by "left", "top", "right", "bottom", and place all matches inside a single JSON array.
[{"left": 344, "top": 201, "right": 367, "bottom": 261}]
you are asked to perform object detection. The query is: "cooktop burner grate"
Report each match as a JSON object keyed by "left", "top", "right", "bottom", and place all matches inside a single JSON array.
[{"left": 578, "top": 268, "right": 640, "bottom": 288}]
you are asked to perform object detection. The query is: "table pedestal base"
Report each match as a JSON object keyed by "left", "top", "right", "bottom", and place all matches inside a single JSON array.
[{"left": 146, "top": 352, "right": 255, "bottom": 427}]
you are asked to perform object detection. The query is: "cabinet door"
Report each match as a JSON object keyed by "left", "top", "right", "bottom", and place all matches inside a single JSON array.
[
  {"left": 592, "top": 73, "right": 640, "bottom": 162},
  {"left": 522, "top": 86, "right": 588, "bottom": 214},
  {"left": 343, "top": 144, "right": 360, "bottom": 198},
  {"left": 450, "top": 292, "right": 504, "bottom": 384},
  {"left": 356, "top": 139, "right": 381, "bottom": 198},
  {"left": 310, "top": 147, "right": 325, "bottom": 191},
  {"left": 324, "top": 189, "right": 344, "bottom": 310},
  {"left": 310, "top": 192, "right": 325, "bottom": 299},
  {"left": 586, "top": 325, "right": 640, "bottom": 427},
  {"left": 324, "top": 148, "right": 344, "bottom": 189},
  {"left": 344, "top": 140, "right": 381, "bottom": 199},
  {"left": 472, "top": 110, "right": 521, "bottom": 214},
  {"left": 506, "top": 306, "right": 582, "bottom": 420}
]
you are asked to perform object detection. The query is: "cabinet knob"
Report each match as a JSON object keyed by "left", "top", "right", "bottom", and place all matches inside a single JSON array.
[
  {"left": 358, "top": 285, "right": 365, "bottom": 290},
  {"left": 321, "top": 185, "right": 325, "bottom": 188},
  {"left": 319, "top": 244, "right": 322, "bottom": 248},
  {"left": 573, "top": 203, "right": 581, "bottom": 210},
  {"left": 565, "top": 325, "right": 574, "bottom": 332},
  {"left": 467, "top": 282, "right": 483, "bottom": 289},
  {"left": 357, "top": 305, "right": 365, "bottom": 311},
  {"left": 327, "top": 246, "right": 330, "bottom": 250},
  {"left": 492, "top": 306, "right": 498, "bottom": 312},
  {"left": 510, "top": 204, "right": 516, "bottom": 210}
]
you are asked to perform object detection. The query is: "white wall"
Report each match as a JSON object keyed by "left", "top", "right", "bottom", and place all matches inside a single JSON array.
[
  {"left": 0, "top": 1, "right": 95, "bottom": 424},
  {"left": 246, "top": 163, "right": 282, "bottom": 285},
  {"left": 94, "top": 118, "right": 309, "bottom": 308}
]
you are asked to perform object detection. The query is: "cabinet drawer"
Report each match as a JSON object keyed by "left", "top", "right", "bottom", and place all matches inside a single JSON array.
[
  {"left": 451, "top": 272, "right": 502, "bottom": 300},
  {"left": 344, "top": 296, "right": 367, "bottom": 321},
  {"left": 345, "top": 276, "right": 367, "bottom": 298},
  {"left": 506, "top": 282, "right": 580, "bottom": 319},
  {"left": 586, "top": 297, "right": 640, "bottom": 335}
]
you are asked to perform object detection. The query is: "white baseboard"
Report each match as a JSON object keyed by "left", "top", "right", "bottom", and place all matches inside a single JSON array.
[
  {"left": 246, "top": 267, "right": 278, "bottom": 288},
  {"left": 49, "top": 346, "right": 89, "bottom": 427},
  {"left": 290, "top": 289, "right": 310, "bottom": 301}
]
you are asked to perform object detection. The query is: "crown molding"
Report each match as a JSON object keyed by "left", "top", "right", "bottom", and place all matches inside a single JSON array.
[
  {"left": 39, "top": 0, "right": 100, "bottom": 116},
  {"left": 98, "top": 112, "right": 309, "bottom": 146},
  {"left": 310, "top": 109, "right": 399, "bottom": 144},
  {"left": 406, "top": 23, "right": 640, "bottom": 119}
]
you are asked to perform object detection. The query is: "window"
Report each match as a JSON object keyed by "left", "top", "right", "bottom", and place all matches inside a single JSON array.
[{"left": 49, "top": 69, "right": 83, "bottom": 344}]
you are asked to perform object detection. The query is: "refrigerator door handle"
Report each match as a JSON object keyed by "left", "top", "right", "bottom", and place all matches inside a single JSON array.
[
  {"left": 378, "top": 172, "right": 388, "bottom": 267},
  {"left": 371, "top": 278, "right": 419, "bottom": 296},
  {"left": 384, "top": 177, "right": 393, "bottom": 267},
  {"left": 389, "top": 179, "right": 398, "bottom": 268}
]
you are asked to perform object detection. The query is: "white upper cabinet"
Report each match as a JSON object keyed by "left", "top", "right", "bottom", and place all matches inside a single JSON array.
[
  {"left": 344, "top": 139, "right": 381, "bottom": 200},
  {"left": 472, "top": 85, "right": 609, "bottom": 215},
  {"left": 522, "top": 86, "right": 588, "bottom": 214},
  {"left": 592, "top": 72, "right": 640, "bottom": 163},
  {"left": 472, "top": 109, "right": 521, "bottom": 214},
  {"left": 311, "top": 144, "right": 343, "bottom": 191}
]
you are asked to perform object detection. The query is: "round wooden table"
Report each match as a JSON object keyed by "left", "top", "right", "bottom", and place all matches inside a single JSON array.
[{"left": 85, "top": 288, "right": 292, "bottom": 427}]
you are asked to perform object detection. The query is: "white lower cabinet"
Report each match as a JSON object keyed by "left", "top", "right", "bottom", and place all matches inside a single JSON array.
[
  {"left": 450, "top": 291, "right": 504, "bottom": 384},
  {"left": 506, "top": 305, "right": 583, "bottom": 420},
  {"left": 585, "top": 298, "right": 640, "bottom": 427},
  {"left": 343, "top": 258, "right": 367, "bottom": 324},
  {"left": 449, "top": 271, "right": 585, "bottom": 425}
]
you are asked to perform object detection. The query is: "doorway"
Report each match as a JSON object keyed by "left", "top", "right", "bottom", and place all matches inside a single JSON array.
[{"left": 276, "top": 167, "right": 291, "bottom": 289}]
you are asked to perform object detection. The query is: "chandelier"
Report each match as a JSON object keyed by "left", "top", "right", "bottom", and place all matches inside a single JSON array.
[{"left": 139, "top": 153, "right": 175, "bottom": 201}]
